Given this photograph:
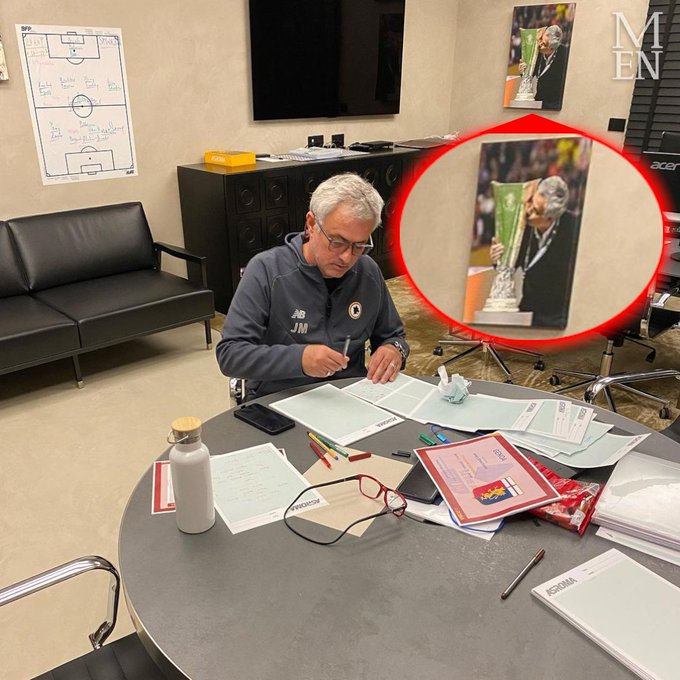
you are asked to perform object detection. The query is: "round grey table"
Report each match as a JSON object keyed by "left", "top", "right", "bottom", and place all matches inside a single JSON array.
[{"left": 119, "top": 379, "right": 680, "bottom": 680}]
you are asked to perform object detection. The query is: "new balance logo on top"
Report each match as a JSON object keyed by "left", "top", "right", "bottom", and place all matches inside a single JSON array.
[{"left": 291, "top": 309, "right": 306, "bottom": 319}]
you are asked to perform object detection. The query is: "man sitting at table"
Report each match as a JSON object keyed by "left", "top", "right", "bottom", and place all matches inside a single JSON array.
[{"left": 216, "top": 173, "right": 409, "bottom": 400}]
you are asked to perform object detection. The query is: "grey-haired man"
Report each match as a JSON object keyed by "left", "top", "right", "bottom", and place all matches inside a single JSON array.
[
  {"left": 216, "top": 173, "right": 409, "bottom": 400},
  {"left": 519, "top": 25, "right": 568, "bottom": 110}
]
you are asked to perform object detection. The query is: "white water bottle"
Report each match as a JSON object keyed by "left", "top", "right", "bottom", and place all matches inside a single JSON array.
[{"left": 169, "top": 417, "right": 215, "bottom": 534}]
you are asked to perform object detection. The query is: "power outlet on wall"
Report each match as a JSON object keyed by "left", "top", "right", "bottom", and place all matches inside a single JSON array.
[
  {"left": 331, "top": 133, "right": 345, "bottom": 148},
  {"left": 307, "top": 134, "right": 324, "bottom": 148}
]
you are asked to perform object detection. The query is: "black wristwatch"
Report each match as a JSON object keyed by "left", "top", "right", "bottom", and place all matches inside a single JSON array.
[{"left": 387, "top": 340, "right": 408, "bottom": 369}]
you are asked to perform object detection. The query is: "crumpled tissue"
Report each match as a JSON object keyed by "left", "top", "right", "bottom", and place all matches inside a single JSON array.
[{"left": 437, "top": 365, "right": 471, "bottom": 404}]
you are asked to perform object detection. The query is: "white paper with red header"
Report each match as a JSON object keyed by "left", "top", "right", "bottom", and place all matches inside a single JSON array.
[{"left": 415, "top": 433, "right": 561, "bottom": 526}]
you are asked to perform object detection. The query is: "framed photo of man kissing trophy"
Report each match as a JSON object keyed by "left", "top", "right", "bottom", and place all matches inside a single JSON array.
[
  {"left": 504, "top": 4, "right": 576, "bottom": 111},
  {"left": 465, "top": 137, "right": 592, "bottom": 329}
]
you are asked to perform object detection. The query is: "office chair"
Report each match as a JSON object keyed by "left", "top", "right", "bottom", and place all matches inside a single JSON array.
[
  {"left": 659, "top": 411, "right": 680, "bottom": 444},
  {"left": 230, "top": 377, "right": 247, "bottom": 404},
  {"left": 433, "top": 327, "right": 544, "bottom": 383},
  {"left": 660, "top": 131, "right": 680, "bottom": 154},
  {"left": 0, "top": 556, "right": 168, "bottom": 680},
  {"left": 552, "top": 286, "right": 680, "bottom": 417}
]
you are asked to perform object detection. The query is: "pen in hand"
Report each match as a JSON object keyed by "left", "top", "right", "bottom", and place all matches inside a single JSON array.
[
  {"left": 500, "top": 548, "right": 545, "bottom": 600},
  {"left": 342, "top": 335, "right": 351, "bottom": 358}
]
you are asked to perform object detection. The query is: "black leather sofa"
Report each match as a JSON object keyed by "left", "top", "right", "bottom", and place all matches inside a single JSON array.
[{"left": 1, "top": 202, "right": 214, "bottom": 387}]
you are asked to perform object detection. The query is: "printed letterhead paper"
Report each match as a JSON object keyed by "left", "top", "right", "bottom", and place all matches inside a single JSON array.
[
  {"left": 416, "top": 433, "right": 560, "bottom": 525},
  {"left": 532, "top": 549, "right": 680, "bottom": 680}
]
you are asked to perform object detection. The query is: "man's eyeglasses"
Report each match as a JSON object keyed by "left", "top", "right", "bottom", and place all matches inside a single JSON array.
[
  {"left": 283, "top": 474, "right": 407, "bottom": 545},
  {"left": 315, "top": 218, "right": 374, "bottom": 257}
]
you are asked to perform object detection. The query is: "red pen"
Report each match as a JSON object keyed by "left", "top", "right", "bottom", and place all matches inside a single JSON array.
[
  {"left": 310, "top": 441, "right": 332, "bottom": 469},
  {"left": 348, "top": 452, "right": 372, "bottom": 462}
]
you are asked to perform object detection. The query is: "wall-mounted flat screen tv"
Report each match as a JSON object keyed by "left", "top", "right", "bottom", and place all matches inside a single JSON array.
[{"left": 248, "top": 0, "right": 406, "bottom": 121}]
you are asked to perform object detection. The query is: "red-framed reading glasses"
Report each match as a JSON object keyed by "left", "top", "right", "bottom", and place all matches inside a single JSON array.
[{"left": 283, "top": 474, "right": 407, "bottom": 545}]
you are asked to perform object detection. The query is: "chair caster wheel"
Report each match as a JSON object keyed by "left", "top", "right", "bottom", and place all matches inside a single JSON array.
[
  {"left": 549, "top": 375, "right": 561, "bottom": 386},
  {"left": 646, "top": 351, "right": 656, "bottom": 363},
  {"left": 660, "top": 406, "right": 671, "bottom": 419},
  {"left": 534, "top": 360, "right": 545, "bottom": 371},
  {"left": 433, "top": 346, "right": 443, "bottom": 356}
]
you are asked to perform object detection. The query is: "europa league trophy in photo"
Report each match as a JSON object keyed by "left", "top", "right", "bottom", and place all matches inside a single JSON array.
[
  {"left": 473, "top": 181, "right": 533, "bottom": 326},
  {"left": 514, "top": 27, "right": 539, "bottom": 102}
]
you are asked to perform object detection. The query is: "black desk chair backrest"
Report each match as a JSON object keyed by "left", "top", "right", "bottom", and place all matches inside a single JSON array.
[
  {"left": 0, "top": 556, "right": 168, "bottom": 680},
  {"left": 660, "top": 131, "right": 680, "bottom": 154}
]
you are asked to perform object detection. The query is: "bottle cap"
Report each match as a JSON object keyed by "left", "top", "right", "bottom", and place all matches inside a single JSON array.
[{"left": 170, "top": 416, "right": 202, "bottom": 445}]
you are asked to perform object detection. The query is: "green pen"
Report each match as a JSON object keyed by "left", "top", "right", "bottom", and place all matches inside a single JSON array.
[
  {"left": 316, "top": 433, "right": 349, "bottom": 458},
  {"left": 419, "top": 433, "right": 437, "bottom": 446}
]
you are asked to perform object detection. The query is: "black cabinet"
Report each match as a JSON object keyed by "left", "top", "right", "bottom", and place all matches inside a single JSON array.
[{"left": 177, "top": 148, "right": 424, "bottom": 313}]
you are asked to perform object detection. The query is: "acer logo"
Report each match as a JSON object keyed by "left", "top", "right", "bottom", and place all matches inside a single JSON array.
[{"left": 651, "top": 161, "right": 680, "bottom": 171}]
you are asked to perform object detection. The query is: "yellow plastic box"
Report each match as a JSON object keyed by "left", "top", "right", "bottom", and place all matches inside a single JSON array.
[{"left": 204, "top": 150, "right": 256, "bottom": 167}]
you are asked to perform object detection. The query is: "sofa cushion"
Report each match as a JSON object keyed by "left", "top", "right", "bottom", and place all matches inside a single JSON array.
[
  {"left": 7, "top": 203, "right": 156, "bottom": 292},
  {"left": 0, "top": 222, "right": 28, "bottom": 298},
  {"left": 35, "top": 270, "right": 214, "bottom": 348},
  {"left": 0, "top": 296, "right": 79, "bottom": 370}
]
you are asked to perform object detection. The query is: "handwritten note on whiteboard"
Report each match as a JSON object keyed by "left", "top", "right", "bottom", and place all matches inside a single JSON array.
[{"left": 16, "top": 23, "right": 137, "bottom": 185}]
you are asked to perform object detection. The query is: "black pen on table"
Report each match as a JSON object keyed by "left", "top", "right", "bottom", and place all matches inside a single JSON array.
[
  {"left": 342, "top": 334, "right": 351, "bottom": 357},
  {"left": 500, "top": 548, "right": 545, "bottom": 600}
]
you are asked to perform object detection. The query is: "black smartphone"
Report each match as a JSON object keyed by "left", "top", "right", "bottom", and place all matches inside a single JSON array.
[
  {"left": 233, "top": 403, "right": 295, "bottom": 435},
  {"left": 397, "top": 461, "right": 440, "bottom": 504}
]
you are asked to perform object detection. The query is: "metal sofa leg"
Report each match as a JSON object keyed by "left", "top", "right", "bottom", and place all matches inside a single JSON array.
[
  {"left": 72, "top": 355, "right": 84, "bottom": 389},
  {"left": 204, "top": 320, "right": 213, "bottom": 350}
]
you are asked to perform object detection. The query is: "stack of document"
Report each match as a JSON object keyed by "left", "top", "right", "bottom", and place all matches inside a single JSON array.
[
  {"left": 501, "top": 404, "right": 650, "bottom": 469},
  {"left": 532, "top": 549, "right": 680, "bottom": 679},
  {"left": 593, "top": 451, "right": 680, "bottom": 562}
]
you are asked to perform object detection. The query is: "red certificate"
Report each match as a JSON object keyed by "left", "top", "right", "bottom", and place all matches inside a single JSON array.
[{"left": 416, "top": 433, "right": 561, "bottom": 525}]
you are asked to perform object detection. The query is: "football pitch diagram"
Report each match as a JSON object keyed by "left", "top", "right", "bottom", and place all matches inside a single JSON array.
[{"left": 16, "top": 24, "right": 137, "bottom": 185}]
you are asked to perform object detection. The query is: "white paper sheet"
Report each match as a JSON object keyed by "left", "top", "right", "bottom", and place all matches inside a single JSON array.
[
  {"left": 270, "top": 384, "right": 403, "bottom": 445},
  {"left": 524, "top": 399, "right": 571, "bottom": 439},
  {"left": 547, "top": 432, "right": 650, "bottom": 469},
  {"left": 344, "top": 377, "right": 540, "bottom": 432},
  {"left": 532, "top": 549, "right": 680, "bottom": 680},
  {"left": 596, "top": 527, "right": 680, "bottom": 568},
  {"left": 410, "top": 392, "right": 540, "bottom": 432},
  {"left": 405, "top": 498, "right": 501, "bottom": 540},
  {"left": 503, "top": 420, "right": 613, "bottom": 459},
  {"left": 593, "top": 451, "right": 680, "bottom": 550},
  {"left": 210, "top": 443, "right": 325, "bottom": 534}
]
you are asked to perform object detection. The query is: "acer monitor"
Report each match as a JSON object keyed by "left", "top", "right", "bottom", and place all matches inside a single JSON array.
[{"left": 642, "top": 151, "right": 680, "bottom": 218}]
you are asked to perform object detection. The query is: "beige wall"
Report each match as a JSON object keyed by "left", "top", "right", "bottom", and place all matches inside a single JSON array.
[
  {"left": 400, "top": 133, "right": 663, "bottom": 340},
  {"left": 0, "top": 0, "right": 458, "bottom": 275},
  {"left": 450, "top": 0, "right": 647, "bottom": 145}
]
